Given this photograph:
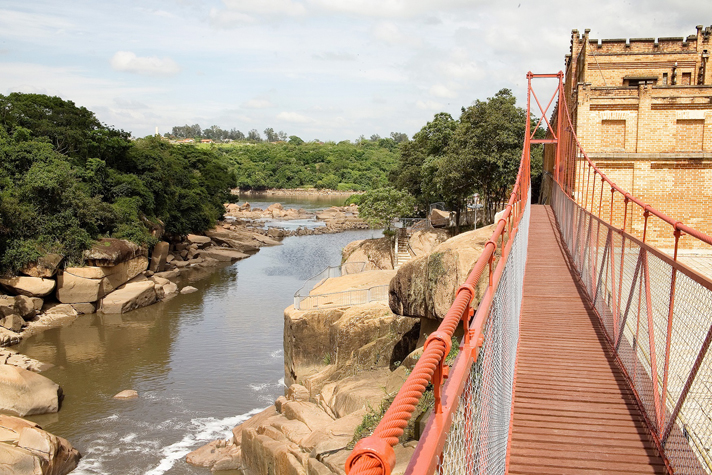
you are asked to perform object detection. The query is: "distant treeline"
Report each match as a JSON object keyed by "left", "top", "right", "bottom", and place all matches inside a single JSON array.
[
  {"left": 214, "top": 139, "right": 401, "bottom": 191},
  {"left": 166, "top": 123, "right": 409, "bottom": 145}
]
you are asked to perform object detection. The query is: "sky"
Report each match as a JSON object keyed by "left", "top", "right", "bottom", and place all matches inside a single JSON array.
[{"left": 1, "top": 1, "right": 710, "bottom": 141}]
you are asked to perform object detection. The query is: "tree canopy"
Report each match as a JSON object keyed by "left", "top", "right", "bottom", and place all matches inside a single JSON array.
[
  {"left": 389, "top": 89, "right": 544, "bottom": 227},
  {"left": 357, "top": 187, "right": 416, "bottom": 232},
  {"left": 0, "top": 93, "right": 236, "bottom": 274}
]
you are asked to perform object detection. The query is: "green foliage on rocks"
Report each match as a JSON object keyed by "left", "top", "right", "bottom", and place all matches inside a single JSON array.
[{"left": 0, "top": 93, "right": 236, "bottom": 274}]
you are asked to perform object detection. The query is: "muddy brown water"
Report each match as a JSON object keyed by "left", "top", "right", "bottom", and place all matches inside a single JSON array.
[{"left": 18, "top": 197, "right": 380, "bottom": 474}]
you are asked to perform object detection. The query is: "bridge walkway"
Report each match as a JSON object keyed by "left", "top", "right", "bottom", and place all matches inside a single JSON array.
[{"left": 508, "top": 205, "right": 667, "bottom": 474}]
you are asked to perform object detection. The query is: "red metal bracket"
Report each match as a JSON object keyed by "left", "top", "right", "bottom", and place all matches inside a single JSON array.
[{"left": 425, "top": 331, "right": 453, "bottom": 414}]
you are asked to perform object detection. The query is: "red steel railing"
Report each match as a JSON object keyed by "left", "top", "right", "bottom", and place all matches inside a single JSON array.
[
  {"left": 345, "top": 73, "right": 551, "bottom": 475},
  {"left": 552, "top": 90, "right": 712, "bottom": 474},
  {"left": 347, "top": 71, "right": 712, "bottom": 474}
]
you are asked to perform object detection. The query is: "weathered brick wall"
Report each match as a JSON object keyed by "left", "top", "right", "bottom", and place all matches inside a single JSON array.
[{"left": 559, "top": 26, "right": 712, "bottom": 249}]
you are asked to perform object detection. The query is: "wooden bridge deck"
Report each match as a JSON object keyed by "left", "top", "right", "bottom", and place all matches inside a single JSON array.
[{"left": 508, "top": 205, "right": 667, "bottom": 475}]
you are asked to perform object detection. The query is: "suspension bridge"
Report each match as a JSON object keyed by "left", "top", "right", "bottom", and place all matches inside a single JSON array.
[{"left": 345, "top": 73, "right": 712, "bottom": 474}]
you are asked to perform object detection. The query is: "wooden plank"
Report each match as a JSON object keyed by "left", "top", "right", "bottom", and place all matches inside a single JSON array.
[{"left": 508, "top": 205, "right": 666, "bottom": 473}]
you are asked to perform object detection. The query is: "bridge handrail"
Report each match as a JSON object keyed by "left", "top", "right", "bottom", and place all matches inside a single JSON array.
[
  {"left": 557, "top": 93, "right": 712, "bottom": 248},
  {"left": 345, "top": 139, "right": 530, "bottom": 474},
  {"left": 554, "top": 90, "right": 712, "bottom": 473}
]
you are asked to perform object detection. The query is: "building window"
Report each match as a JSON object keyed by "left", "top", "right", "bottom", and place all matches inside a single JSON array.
[
  {"left": 662, "top": 73, "right": 668, "bottom": 85},
  {"left": 624, "top": 77, "right": 657, "bottom": 87},
  {"left": 601, "top": 120, "right": 626, "bottom": 151},
  {"left": 681, "top": 72, "right": 692, "bottom": 85},
  {"left": 675, "top": 119, "right": 704, "bottom": 151}
]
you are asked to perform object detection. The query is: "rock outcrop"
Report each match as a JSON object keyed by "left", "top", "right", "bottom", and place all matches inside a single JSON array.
[
  {"left": 407, "top": 229, "right": 449, "bottom": 255},
  {"left": 0, "top": 415, "right": 80, "bottom": 475},
  {"left": 188, "top": 376, "right": 415, "bottom": 475},
  {"left": 284, "top": 302, "right": 419, "bottom": 394},
  {"left": 341, "top": 238, "right": 393, "bottom": 271},
  {"left": 83, "top": 238, "right": 144, "bottom": 266},
  {"left": 389, "top": 225, "right": 494, "bottom": 320},
  {"left": 99, "top": 281, "right": 157, "bottom": 314},
  {"left": 0, "top": 366, "right": 61, "bottom": 416},
  {"left": 20, "top": 254, "right": 63, "bottom": 279}
]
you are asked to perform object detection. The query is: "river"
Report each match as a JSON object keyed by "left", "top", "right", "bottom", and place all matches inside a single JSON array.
[{"left": 18, "top": 195, "right": 381, "bottom": 474}]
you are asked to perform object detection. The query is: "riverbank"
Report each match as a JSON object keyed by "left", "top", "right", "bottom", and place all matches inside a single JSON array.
[
  {"left": 16, "top": 227, "right": 384, "bottom": 474},
  {"left": 237, "top": 188, "right": 358, "bottom": 198},
  {"left": 0, "top": 198, "right": 374, "bottom": 474}
]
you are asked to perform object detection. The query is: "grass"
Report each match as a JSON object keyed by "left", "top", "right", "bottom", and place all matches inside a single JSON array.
[{"left": 350, "top": 336, "right": 460, "bottom": 446}]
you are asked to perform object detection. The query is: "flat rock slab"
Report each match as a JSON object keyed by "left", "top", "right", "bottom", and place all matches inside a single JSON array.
[
  {"left": 180, "top": 286, "right": 198, "bottom": 294},
  {"left": 100, "top": 281, "right": 156, "bottom": 314},
  {"left": 199, "top": 249, "right": 248, "bottom": 262},
  {"left": 0, "top": 277, "right": 56, "bottom": 298}
]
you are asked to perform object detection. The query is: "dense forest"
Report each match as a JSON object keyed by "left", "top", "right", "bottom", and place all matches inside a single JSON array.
[
  {"left": 215, "top": 139, "right": 399, "bottom": 191},
  {"left": 0, "top": 93, "right": 236, "bottom": 273}
]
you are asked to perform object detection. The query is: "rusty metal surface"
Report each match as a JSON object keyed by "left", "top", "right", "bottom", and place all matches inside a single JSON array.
[{"left": 509, "top": 205, "right": 667, "bottom": 474}]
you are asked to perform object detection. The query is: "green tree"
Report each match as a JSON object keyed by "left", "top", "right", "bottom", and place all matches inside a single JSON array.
[
  {"left": 390, "top": 112, "right": 457, "bottom": 213},
  {"left": 448, "top": 88, "right": 541, "bottom": 223},
  {"left": 358, "top": 187, "right": 416, "bottom": 233}
]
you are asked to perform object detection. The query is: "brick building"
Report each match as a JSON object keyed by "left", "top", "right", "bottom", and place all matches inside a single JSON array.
[{"left": 544, "top": 26, "right": 712, "bottom": 248}]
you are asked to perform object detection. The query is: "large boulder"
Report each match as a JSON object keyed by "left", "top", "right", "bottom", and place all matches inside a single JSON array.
[
  {"left": 57, "top": 256, "right": 149, "bottom": 304},
  {"left": 284, "top": 302, "right": 418, "bottom": 392},
  {"left": 149, "top": 241, "right": 169, "bottom": 273},
  {"left": 0, "top": 415, "right": 80, "bottom": 475},
  {"left": 0, "top": 277, "right": 55, "bottom": 298},
  {"left": 0, "top": 314, "right": 23, "bottom": 332},
  {"left": 83, "top": 238, "right": 144, "bottom": 266},
  {"left": 389, "top": 225, "right": 494, "bottom": 321},
  {"left": 430, "top": 208, "right": 451, "bottom": 227},
  {"left": 55, "top": 272, "right": 102, "bottom": 304},
  {"left": 0, "top": 366, "right": 61, "bottom": 416},
  {"left": 20, "top": 254, "right": 64, "bottom": 279},
  {"left": 408, "top": 229, "right": 449, "bottom": 256},
  {"left": 341, "top": 238, "right": 393, "bottom": 271},
  {"left": 99, "top": 281, "right": 156, "bottom": 314}
]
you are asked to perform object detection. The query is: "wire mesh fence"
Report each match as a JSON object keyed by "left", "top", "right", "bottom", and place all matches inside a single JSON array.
[
  {"left": 435, "top": 193, "right": 530, "bottom": 474},
  {"left": 552, "top": 182, "right": 712, "bottom": 474},
  {"left": 293, "top": 261, "right": 368, "bottom": 309},
  {"left": 295, "top": 284, "right": 390, "bottom": 311}
]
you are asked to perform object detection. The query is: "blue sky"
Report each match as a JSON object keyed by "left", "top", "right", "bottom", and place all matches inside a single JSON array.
[{"left": 1, "top": 1, "right": 710, "bottom": 140}]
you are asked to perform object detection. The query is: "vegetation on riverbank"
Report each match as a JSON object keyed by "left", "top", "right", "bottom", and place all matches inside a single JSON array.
[
  {"left": 0, "top": 93, "right": 236, "bottom": 273},
  {"left": 209, "top": 139, "right": 400, "bottom": 191}
]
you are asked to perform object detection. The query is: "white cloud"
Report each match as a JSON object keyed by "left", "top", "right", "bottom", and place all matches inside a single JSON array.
[
  {"left": 210, "top": 0, "right": 306, "bottom": 26},
  {"left": 0, "top": 9, "right": 75, "bottom": 41},
  {"left": 372, "top": 22, "right": 420, "bottom": 46},
  {"left": 312, "top": 52, "right": 357, "bottom": 61},
  {"left": 307, "top": 0, "right": 482, "bottom": 18},
  {"left": 208, "top": 8, "right": 256, "bottom": 27},
  {"left": 277, "top": 111, "right": 314, "bottom": 123},
  {"left": 242, "top": 99, "right": 275, "bottom": 109},
  {"left": 430, "top": 84, "right": 457, "bottom": 98},
  {"left": 416, "top": 100, "right": 443, "bottom": 111},
  {"left": 110, "top": 51, "right": 181, "bottom": 77}
]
